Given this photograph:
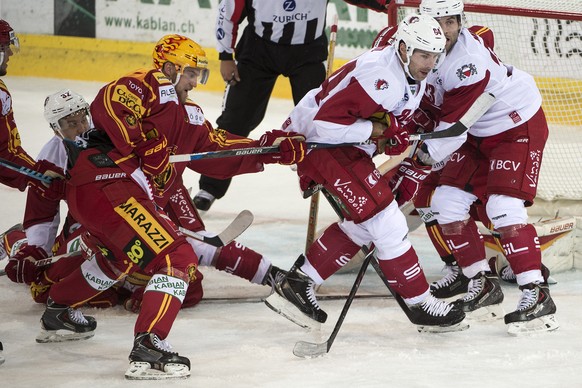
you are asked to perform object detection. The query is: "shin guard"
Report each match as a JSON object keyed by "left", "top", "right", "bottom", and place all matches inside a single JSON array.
[
  {"left": 306, "top": 223, "right": 362, "bottom": 280},
  {"left": 440, "top": 218, "right": 486, "bottom": 268},
  {"left": 377, "top": 247, "right": 429, "bottom": 299},
  {"left": 497, "top": 224, "right": 542, "bottom": 275},
  {"left": 215, "top": 242, "right": 267, "bottom": 284}
]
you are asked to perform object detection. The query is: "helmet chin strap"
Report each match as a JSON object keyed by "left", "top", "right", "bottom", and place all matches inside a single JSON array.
[{"left": 397, "top": 47, "right": 420, "bottom": 81}]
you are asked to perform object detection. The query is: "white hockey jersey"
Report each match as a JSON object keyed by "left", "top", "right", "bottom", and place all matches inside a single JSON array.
[
  {"left": 282, "top": 45, "right": 425, "bottom": 157},
  {"left": 25, "top": 136, "right": 67, "bottom": 252},
  {"left": 424, "top": 28, "right": 542, "bottom": 163}
]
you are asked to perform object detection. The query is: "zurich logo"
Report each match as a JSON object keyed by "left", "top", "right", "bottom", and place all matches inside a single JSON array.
[
  {"left": 283, "top": 0, "right": 296, "bottom": 11},
  {"left": 216, "top": 28, "right": 225, "bottom": 40}
]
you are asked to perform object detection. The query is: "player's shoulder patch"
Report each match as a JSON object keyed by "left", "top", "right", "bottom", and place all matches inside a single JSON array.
[
  {"left": 184, "top": 103, "right": 205, "bottom": 125},
  {"left": 456, "top": 63, "right": 478, "bottom": 81},
  {"left": 159, "top": 84, "right": 178, "bottom": 105},
  {"left": 0, "top": 86, "right": 11, "bottom": 116}
]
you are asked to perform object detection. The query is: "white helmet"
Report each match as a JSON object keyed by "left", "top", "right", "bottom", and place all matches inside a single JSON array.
[
  {"left": 420, "top": 0, "right": 465, "bottom": 23},
  {"left": 394, "top": 14, "right": 446, "bottom": 80},
  {"left": 44, "top": 89, "right": 90, "bottom": 132}
]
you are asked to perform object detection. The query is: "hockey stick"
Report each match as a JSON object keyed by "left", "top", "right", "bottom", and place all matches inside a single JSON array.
[
  {"left": 304, "top": 15, "right": 339, "bottom": 253},
  {"left": 178, "top": 209, "right": 254, "bottom": 247},
  {"left": 169, "top": 91, "right": 493, "bottom": 164},
  {"left": 0, "top": 250, "right": 83, "bottom": 275},
  {"left": 293, "top": 246, "right": 375, "bottom": 358},
  {"left": 0, "top": 212, "right": 254, "bottom": 276},
  {"left": 408, "top": 92, "right": 495, "bottom": 141},
  {"left": 201, "top": 293, "right": 388, "bottom": 305},
  {"left": 169, "top": 141, "right": 372, "bottom": 163},
  {"left": 0, "top": 157, "right": 53, "bottom": 184}
]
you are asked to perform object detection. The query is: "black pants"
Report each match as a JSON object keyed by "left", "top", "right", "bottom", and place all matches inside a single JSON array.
[{"left": 198, "top": 29, "right": 327, "bottom": 199}]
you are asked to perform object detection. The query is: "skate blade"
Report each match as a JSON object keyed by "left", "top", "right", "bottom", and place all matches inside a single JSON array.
[
  {"left": 125, "top": 361, "right": 190, "bottom": 380},
  {"left": 507, "top": 314, "right": 559, "bottom": 336},
  {"left": 264, "top": 293, "right": 321, "bottom": 331},
  {"left": 417, "top": 321, "right": 470, "bottom": 333},
  {"left": 36, "top": 329, "right": 95, "bottom": 343},
  {"left": 293, "top": 340, "right": 328, "bottom": 359},
  {"left": 466, "top": 304, "right": 505, "bottom": 322}
]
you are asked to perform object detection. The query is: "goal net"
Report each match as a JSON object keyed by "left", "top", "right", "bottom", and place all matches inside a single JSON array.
[{"left": 387, "top": 0, "right": 582, "bottom": 217}]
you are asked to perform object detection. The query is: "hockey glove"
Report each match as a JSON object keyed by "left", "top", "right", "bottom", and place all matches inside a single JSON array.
[
  {"left": 4, "top": 244, "right": 48, "bottom": 284},
  {"left": 412, "top": 108, "right": 437, "bottom": 132},
  {"left": 384, "top": 128, "right": 410, "bottom": 156},
  {"left": 123, "top": 286, "right": 145, "bottom": 313},
  {"left": 134, "top": 134, "right": 170, "bottom": 176},
  {"left": 33, "top": 159, "right": 65, "bottom": 180},
  {"left": 259, "top": 130, "right": 306, "bottom": 165},
  {"left": 389, "top": 157, "right": 431, "bottom": 207},
  {"left": 27, "top": 160, "right": 67, "bottom": 201},
  {"left": 30, "top": 177, "right": 67, "bottom": 202},
  {"left": 152, "top": 163, "right": 176, "bottom": 195},
  {"left": 369, "top": 112, "right": 408, "bottom": 155}
]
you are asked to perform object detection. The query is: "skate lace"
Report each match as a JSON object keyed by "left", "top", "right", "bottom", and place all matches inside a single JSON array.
[
  {"left": 461, "top": 277, "right": 484, "bottom": 302},
  {"left": 152, "top": 334, "right": 174, "bottom": 353},
  {"left": 516, "top": 287, "right": 538, "bottom": 311},
  {"left": 500, "top": 266, "right": 516, "bottom": 281},
  {"left": 433, "top": 265, "right": 460, "bottom": 289},
  {"left": 421, "top": 295, "right": 453, "bottom": 316},
  {"left": 68, "top": 309, "right": 89, "bottom": 325},
  {"left": 306, "top": 280, "right": 321, "bottom": 310}
]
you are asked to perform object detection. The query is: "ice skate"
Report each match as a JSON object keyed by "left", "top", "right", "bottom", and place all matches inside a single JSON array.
[
  {"left": 264, "top": 255, "right": 327, "bottom": 330},
  {"left": 453, "top": 272, "right": 504, "bottom": 321},
  {"left": 261, "top": 264, "right": 287, "bottom": 292},
  {"left": 0, "top": 223, "right": 23, "bottom": 260},
  {"left": 429, "top": 263, "right": 470, "bottom": 298},
  {"left": 36, "top": 297, "right": 96, "bottom": 343},
  {"left": 193, "top": 189, "right": 215, "bottom": 213},
  {"left": 125, "top": 332, "right": 190, "bottom": 380},
  {"left": 408, "top": 294, "right": 468, "bottom": 333},
  {"left": 505, "top": 283, "right": 559, "bottom": 336}
]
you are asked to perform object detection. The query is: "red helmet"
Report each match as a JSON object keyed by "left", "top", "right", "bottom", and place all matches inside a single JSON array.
[{"left": 0, "top": 20, "right": 17, "bottom": 45}]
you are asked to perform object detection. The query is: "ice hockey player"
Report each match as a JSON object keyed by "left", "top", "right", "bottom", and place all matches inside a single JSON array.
[
  {"left": 411, "top": 0, "right": 558, "bottom": 334},
  {"left": 3, "top": 90, "right": 285, "bottom": 308},
  {"left": 0, "top": 18, "right": 66, "bottom": 368},
  {"left": 265, "top": 14, "right": 468, "bottom": 333},
  {"left": 34, "top": 34, "right": 305, "bottom": 380},
  {"left": 0, "top": 19, "right": 64, "bottom": 194}
]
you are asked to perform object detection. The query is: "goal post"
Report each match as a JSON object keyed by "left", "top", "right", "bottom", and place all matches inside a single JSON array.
[{"left": 386, "top": 0, "right": 582, "bottom": 271}]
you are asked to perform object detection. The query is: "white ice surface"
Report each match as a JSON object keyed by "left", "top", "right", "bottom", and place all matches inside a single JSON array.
[{"left": 1, "top": 76, "right": 581, "bottom": 387}]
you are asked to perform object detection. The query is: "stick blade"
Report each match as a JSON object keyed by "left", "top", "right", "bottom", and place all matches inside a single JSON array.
[
  {"left": 218, "top": 210, "right": 253, "bottom": 244},
  {"left": 293, "top": 340, "right": 328, "bottom": 359}
]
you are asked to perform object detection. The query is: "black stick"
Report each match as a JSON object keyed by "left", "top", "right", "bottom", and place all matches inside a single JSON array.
[{"left": 292, "top": 247, "right": 375, "bottom": 358}]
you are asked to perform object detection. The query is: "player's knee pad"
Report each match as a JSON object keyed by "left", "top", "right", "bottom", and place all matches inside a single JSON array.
[
  {"left": 432, "top": 185, "right": 477, "bottom": 224},
  {"left": 80, "top": 254, "right": 123, "bottom": 293},
  {"left": 144, "top": 271, "right": 189, "bottom": 304},
  {"left": 486, "top": 194, "right": 528, "bottom": 229},
  {"left": 340, "top": 201, "right": 411, "bottom": 260}
]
